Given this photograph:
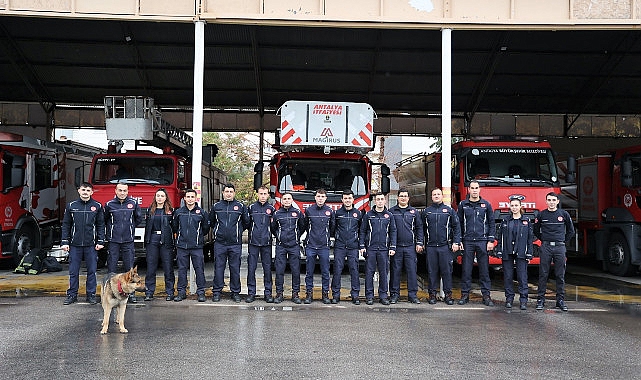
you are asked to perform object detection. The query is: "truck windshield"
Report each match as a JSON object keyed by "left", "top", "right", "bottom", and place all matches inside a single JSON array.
[
  {"left": 464, "top": 147, "right": 558, "bottom": 184},
  {"left": 92, "top": 157, "right": 174, "bottom": 185},
  {"left": 278, "top": 159, "right": 367, "bottom": 197}
]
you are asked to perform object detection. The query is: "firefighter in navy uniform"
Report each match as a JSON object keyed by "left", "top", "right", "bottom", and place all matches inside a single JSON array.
[
  {"left": 331, "top": 190, "right": 363, "bottom": 305},
  {"left": 388, "top": 189, "right": 423, "bottom": 304},
  {"left": 457, "top": 180, "right": 496, "bottom": 306},
  {"left": 303, "top": 188, "right": 336, "bottom": 304},
  {"left": 104, "top": 182, "right": 143, "bottom": 303},
  {"left": 246, "top": 186, "right": 276, "bottom": 303},
  {"left": 534, "top": 192, "right": 575, "bottom": 311},
  {"left": 61, "top": 182, "right": 105, "bottom": 305},
  {"left": 270, "top": 192, "right": 306, "bottom": 304},
  {"left": 359, "top": 192, "right": 397, "bottom": 305},
  {"left": 143, "top": 188, "right": 176, "bottom": 301},
  {"left": 209, "top": 183, "right": 250, "bottom": 303},
  {"left": 421, "top": 187, "right": 461, "bottom": 305},
  {"left": 495, "top": 196, "right": 533, "bottom": 310},
  {"left": 172, "top": 189, "right": 209, "bottom": 302}
]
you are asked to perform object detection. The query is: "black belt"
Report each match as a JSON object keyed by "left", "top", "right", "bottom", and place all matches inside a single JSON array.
[{"left": 542, "top": 241, "right": 564, "bottom": 246}]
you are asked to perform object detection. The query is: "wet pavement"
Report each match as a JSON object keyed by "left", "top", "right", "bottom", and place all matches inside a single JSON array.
[{"left": 3, "top": 249, "right": 641, "bottom": 378}]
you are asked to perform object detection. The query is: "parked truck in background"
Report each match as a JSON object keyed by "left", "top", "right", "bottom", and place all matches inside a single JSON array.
[
  {"left": 89, "top": 96, "right": 226, "bottom": 265},
  {"left": 573, "top": 146, "right": 641, "bottom": 276},
  {"left": 0, "top": 132, "right": 102, "bottom": 266},
  {"left": 256, "top": 100, "right": 390, "bottom": 212},
  {"left": 395, "top": 138, "right": 562, "bottom": 269}
]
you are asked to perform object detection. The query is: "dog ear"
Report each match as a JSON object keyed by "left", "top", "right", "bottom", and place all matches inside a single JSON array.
[{"left": 133, "top": 265, "right": 138, "bottom": 274}]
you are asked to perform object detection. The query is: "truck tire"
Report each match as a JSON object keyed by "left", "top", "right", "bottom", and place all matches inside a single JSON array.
[
  {"left": 12, "top": 225, "right": 39, "bottom": 268},
  {"left": 606, "top": 233, "right": 636, "bottom": 277}
]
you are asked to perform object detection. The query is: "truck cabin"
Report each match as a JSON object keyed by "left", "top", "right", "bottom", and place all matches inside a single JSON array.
[
  {"left": 92, "top": 156, "right": 179, "bottom": 185},
  {"left": 460, "top": 147, "right": 559, "bottom": 185},
  {"left": 277, "top": 159, "right": 367, "bottom": 202}
]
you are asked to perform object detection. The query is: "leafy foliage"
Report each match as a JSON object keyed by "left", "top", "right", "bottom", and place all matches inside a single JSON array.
[{"left": 203, "top": 132, "right": 259, "bottom": 203}]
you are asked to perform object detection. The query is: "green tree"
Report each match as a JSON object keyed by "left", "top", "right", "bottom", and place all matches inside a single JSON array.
[{"left": 203, "top": 132, "right": 259, "bottom": 203}]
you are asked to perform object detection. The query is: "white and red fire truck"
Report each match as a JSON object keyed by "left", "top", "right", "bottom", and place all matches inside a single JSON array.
[
  {"left": 0, "top": 132, "right": 102, "bottom": 266},
  {"left": 395, "top": 139, "right": 562, "bottom": 269},
  {"left": 89, "top": 96, "right": 226, "bottom": 264},
  {"left": 257, "top": 100, "right": 390, "bottom": 212}
]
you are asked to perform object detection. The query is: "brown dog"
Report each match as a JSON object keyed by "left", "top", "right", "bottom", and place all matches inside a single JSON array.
[{"left": 100, "top": 266, "right": 145, "bottom": 334}]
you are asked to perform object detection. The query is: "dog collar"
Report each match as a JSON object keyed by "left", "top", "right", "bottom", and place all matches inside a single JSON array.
[{"left": 117, "top": 281, "right": 128, "bottom": 297}]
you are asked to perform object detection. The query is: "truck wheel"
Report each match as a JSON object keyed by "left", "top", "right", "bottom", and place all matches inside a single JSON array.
[
  {"left": 606, "top": 233, "right": 636, "bottom": 277},
  {"left": 12, "top": 225, "right": 39, "bottom": 268}
]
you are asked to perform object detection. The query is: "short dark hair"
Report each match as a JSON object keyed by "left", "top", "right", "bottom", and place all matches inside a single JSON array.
[
  {"left": 430, "top": 187, "right": 442, "bottom": 194},
  {"left": 223, "top": 183, "right": 235, "bottom": 191},
  {"left": 315, "top": 188, "right": 327, "bottom": 195},
  {"left": 281, "top": 191, "right": 293, "bottom": 198},
  {"left": 374, "top": 192, "right": 385, "bottom": 198},
  {"left": 79, "top": 182, "right": 93, "bottom": 189},
  {"left": 342, "top": 189, "right": 354, "bottom": 197},
  {"left": 397, "top": 188, "right": 409, "bottom": 197},
  {"left": 546, "top": 192, "right": 559, "bottom": 200},
  {"left": 185, "top": 188, "right": 197, "bottom": 196},
  {"left": 256, "top": 185, "right": 269, "bottom": 192},
  {"left": 469, "top": 180, "right": 480, "bottom": 188}
]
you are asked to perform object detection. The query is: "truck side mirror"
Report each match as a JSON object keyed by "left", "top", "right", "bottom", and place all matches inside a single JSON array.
[
  {"left": 380, "top": 164, "right": 391, "bottom": 194},
  {"left": 380, "top": 164, "right": 390, "bottom": 176},
  {"left": 566, "top": 155, "right": 576, "bottom": 183},
  {"left": 253, "top": 161, "right": 264, "bottom": 191},
  {"left": 381, "top": 176, "right": 390, "bottom": 194},
  {"left": 622, "top": 158, "right": 633, "bottom": 187}
]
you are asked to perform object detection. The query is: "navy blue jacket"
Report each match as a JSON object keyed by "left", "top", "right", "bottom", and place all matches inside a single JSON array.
[
  {"left": 144, "top": 207, "right": 174, "bottom": 247},
  {"left": 271, "top": 206, "right": 305, "bottom": 248},
  {"left": 61, "top": 198, "right": 106, "bottom": 247},
  {"left": 248, "top": 201, "right": 275, "bottom": 246},
  {"left": 359, "top": 207, "right": 397, "bottom": 251},
  {"left": 304, "top": 204, "right": 335, "bottom": 249},
  {"left": 334, "top": 206, "right": 362, "bottom": 250},
  {"left": 104, "top": 196, "right": 143, "bottom": 243},
  {"left": 496, "top": 215, "right": 534, "bottom": 259},
  {"left": 389, "top": 205, "right": 423, "bottom": 247},
  {"left": 457, "top": 197, "right": 496, "bottom": 242},
  {"left": 172, "top": 205, "right": 209, "bottom": 249},
  {"left": 534, "top": 208, "right": 575, "bottom": 243},
  {"left": 209, "top": 199, "right": 249, "bottom": 246},
  {"left": 421, "top": 202, "right": 461, "bottom": 247}
]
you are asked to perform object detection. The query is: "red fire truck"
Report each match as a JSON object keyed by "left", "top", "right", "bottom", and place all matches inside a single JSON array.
[
  {"left": 395, "top": 139, "right": 561, "bottom": 269},
  {"left": 573, "top": 146, "right": 641, "bottom": 276},
  {"left": 89, "top": 96, "right": 226, "bottom": 264},
  {"left": 256, "top": 100, "right": 390, "bottom": 212},
  {"left": 0, "top": 132, "right": 102, "bottom": 266}
]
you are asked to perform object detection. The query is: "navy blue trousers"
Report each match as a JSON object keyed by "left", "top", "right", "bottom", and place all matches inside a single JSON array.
[
  {"left": 460, "top": 241, "right": 491, "bottom": 297},
  {"left": 107, "top": 241, "right": 135, "bottom": 273},
  {"left": 538, "top": 244, "right": 566, "bottom": 301},
  {"left": 331, "top": 247, "right": 360, "bottom": 299},
  {"left": 364, "top": 248, "right": 389, "bottom": 300},
  {"left": 176, "top": 247, "right": 206, "bottom": 296},
  {"left": 247, "top": 244, "right": 273, "bottom": 297},
  {"left": 426, "top": 245, "right": 454, "bottom": 295},
  {"left": 503, "top": 255, "right": 528, "bottom": 303},
  {"left": 274, "top": 245, "right": 300, "bottom": 295},
  {"left": 305, "top": 247, "right": 330, "bottom": 293},
  {"left": 67, "top": 245, "right": 97, "bottom": 297},
  {"left": 145, "top": 234, "right": 175, "bottom": 296},
  {"left": 389, "top": 245, "right": 418, "bottom": 298},
  {"left": 212, "top": 242, "right": 242, "bottom": 295}
]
